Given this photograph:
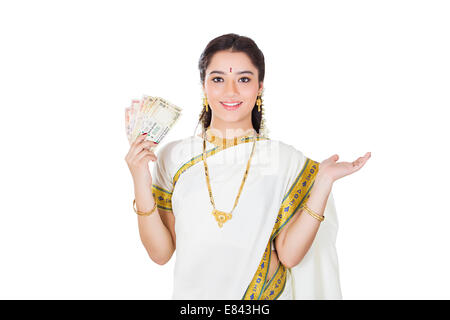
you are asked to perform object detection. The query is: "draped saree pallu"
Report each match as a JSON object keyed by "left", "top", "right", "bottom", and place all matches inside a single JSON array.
[
  {"left": 242, "top": 158, "right": 319, "bottom": 300},
  {"left": 150, "top": 134, "right": 342, "bottom": 300}
]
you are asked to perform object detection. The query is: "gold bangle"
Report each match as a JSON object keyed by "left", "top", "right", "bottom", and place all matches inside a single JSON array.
[
  {"left": 133, "top": 199, "right": 157, "bottom": 216},
  {"left": 302, "top": 203, "right": 325, "bottom": 222}
]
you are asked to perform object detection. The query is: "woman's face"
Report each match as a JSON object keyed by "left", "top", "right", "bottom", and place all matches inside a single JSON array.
[{"left": 203, "top": 50, "right": 263, "bottom": 130}]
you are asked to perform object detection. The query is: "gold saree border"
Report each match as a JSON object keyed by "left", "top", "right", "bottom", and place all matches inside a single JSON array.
[
  {"left": 172, "top": 136, "right": 269, "bottom": 188},
  {"left": 261, "top": 262, "right": 287, "bottom": 300},
  {"left": 242, "top": 157, "right": 320, "bottom": 300},
  {"left": 242, "top": 241, "right": 272, "bottom": 300},
  {"left": 151, "top": 136, "right": 269, "bottom": 213},
  {"left": 242, "top": 229, "right": 288, "bottom": 300},
  {"left": 151, "top": 184, "right": 173, "bottom": 211},
  {"left": 271, "top": 158, "right": 319, "bottom": 240}
]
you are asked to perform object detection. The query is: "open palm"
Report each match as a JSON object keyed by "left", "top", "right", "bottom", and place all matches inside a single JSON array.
[{"left": 318, "top": 152, "right": 371, "bottom": 183}]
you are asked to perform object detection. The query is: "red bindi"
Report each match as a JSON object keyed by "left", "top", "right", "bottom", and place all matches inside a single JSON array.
[{"left": 230, "top": 67, "right": 232, "bottom": 73}]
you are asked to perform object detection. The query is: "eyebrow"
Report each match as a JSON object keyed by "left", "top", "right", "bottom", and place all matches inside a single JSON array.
[{"left": 208, "top": 70, "right": 254, "bottom": 75}]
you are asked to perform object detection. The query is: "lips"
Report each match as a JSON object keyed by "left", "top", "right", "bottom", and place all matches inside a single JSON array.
[{"left": 220, "top": 101, "right": 242, "bottom": 110}]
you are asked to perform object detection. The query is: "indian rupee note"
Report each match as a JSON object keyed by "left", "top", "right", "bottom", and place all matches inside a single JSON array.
[{"left": 127, "top": 96, "right": 182, "bottom": 147}]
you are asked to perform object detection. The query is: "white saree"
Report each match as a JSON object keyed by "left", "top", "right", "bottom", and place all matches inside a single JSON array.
[{"left": 151, "top": 133, "right": 342, "bottom": 300}]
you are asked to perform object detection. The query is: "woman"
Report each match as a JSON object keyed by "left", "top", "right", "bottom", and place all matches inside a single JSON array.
[{"left": 125, "top": 33, "right": 371, "bottom": 300}]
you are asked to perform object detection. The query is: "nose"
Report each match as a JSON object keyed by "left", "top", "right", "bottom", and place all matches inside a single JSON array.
[{"left": 224, "top": 79, "right": 239, "bottom": 96}]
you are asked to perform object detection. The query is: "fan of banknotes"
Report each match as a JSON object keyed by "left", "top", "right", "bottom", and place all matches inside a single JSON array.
[{"left": 125, "top": 96, "right": 182, "bottom": 147}]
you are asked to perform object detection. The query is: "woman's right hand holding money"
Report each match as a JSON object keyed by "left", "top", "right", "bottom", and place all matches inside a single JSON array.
[{"left": 125, "top": 133, "right": 158, "bottom": 186}]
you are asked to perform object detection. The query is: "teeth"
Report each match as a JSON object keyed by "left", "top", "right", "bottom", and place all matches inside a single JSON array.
[{"left": 222, "top": 102, "right": 241, "bottom": 106}]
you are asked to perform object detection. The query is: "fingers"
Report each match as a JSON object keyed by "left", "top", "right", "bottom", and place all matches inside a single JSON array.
[
  {"left": 352, "top": 152, "right": 371, "bottom": 169},
  {"left": 135, "top": 149, "right": 157, "bottom": 163},
  {"left": 126, "top": 133, "right": 148, "bottom": 159},
  {"left": 125, "top": 133, "right": 158, "bottom": 162},
  {"left": 131, "top": 137, "right": 158, "bottom": 158},
  {"left": 132, "top": 132, "right": 149, "bottom": 147},
  {"left": 352, "top": 157, "right": 364, "bottom": 168}
]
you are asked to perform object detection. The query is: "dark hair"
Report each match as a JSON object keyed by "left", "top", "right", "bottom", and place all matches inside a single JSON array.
[{"left": 197, "top": 33, "right": 265, "bottom": 133}]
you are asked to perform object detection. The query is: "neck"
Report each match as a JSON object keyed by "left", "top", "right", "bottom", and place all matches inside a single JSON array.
[{"left": 207, "top": 118, "right": 256, "bottom": 139}]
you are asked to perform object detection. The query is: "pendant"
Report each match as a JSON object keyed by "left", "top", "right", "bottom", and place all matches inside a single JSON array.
[{"left": 212, "top": 209, "right": 232, "bottom": 228}]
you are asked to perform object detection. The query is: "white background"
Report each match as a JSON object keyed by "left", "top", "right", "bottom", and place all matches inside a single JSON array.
[{"left": 0, "top": 0, "right": 449, "bottom": 299}]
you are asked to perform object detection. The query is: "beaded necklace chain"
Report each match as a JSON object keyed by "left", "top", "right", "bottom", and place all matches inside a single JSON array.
[{"left": 201, "top": 129, "right": 257, "bottom": 228}]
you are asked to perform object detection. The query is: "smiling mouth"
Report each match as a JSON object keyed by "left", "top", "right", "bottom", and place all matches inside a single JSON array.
[{"left": 220, "top": 102, "right": 242, "bottom": 110}]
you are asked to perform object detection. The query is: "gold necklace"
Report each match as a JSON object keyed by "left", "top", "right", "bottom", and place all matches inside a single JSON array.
[
  {"left": 205, "top": 129, "right": 257, "bottom": 148},
  {"left": 202, "top": 129, "right": 257, "bottom": 228}
]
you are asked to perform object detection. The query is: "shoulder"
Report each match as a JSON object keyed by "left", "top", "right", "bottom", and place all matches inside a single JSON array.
[{"left": 267, "top": 138, "right": 308, "bottom": 163}]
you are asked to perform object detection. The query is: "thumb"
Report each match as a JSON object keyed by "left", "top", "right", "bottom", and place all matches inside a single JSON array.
[{"left": 320, "top": 154, "right": 339, "bottom": 167}]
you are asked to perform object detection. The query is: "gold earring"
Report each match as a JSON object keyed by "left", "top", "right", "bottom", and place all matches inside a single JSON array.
[
  {"left": 256, "top": 95, "right": 263, "bottom": 112},
  {"left": 203, "top": 97, "right": 209, "bottom": 112}
]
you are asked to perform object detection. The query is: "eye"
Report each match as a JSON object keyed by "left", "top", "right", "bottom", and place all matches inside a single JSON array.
[
  {"left": 212, "top": 77, "right": 223, "bottom": 83},
  {"left": 239, "top": 77, "right": 251, "bottom": 83}
]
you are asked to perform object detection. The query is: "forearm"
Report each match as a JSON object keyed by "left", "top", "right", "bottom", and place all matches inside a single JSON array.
[
  {"left": 134, "top": 179, "right": 174, "bottom": 265},
  {"left": 281, "top": 174, "right": 333, "bottom": 268}
]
